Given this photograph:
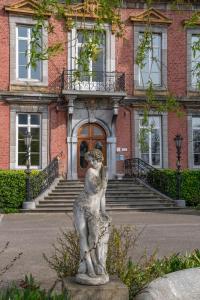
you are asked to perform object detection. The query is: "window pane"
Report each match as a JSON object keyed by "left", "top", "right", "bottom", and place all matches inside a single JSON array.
[
  {"left": 18, "top": 26, "right": 28, "bottom": 38},
  {"left": 138, "top": 33, "right": 161, "bottom": 87},
  {"left": 141, "top": 153, "right": 149, "bottom": 164},
  {"left": 80, "top": 141, "right": 88, "bottom": 169},
  {"left": 18, "top": 114, "right": 28, "bottom": 125},
  {"left": 31, "top": 115, "right": 40, "bottom": 125},
  {"left": 152, "top": 129, "right": 160, "bottom": 153},
  {"left": 152, "top": 154, "right": 160, "bottom": 166},
  {"left": 31, "top": 141, "right": 40, "bottom": 152},
  {"left": 78, "top": 31, "right": 85, "bottom": 43},
  {"left": 31, "top": 154, "right": 40, "bottom": 166},
  {"left": 92, "top": 49, "right": 104, "bottom": 82},
  {"left": 80, "top": 126, "right": 89, "bottom": 136},
  {"left": 93, "top": 126, "right": 103, "bottom": 136},
  {"left": 18, "top": 140, "right": 26, "bottom": 152},
  {"left": 31, "top": 63, "right": 41, "bottom": 80},
  {"left": 192, "top": 118, "right": 200, "bottom": 128},
  {"left": 194, "top": 154, "right": 200, "bottom": 165},
  {"left": 31, "top": 128, "right": 40, "bottom": 140},
  {"left": 193, "top": 130, "right": 200, "bottom": 141},
  {"left": 19, "top": 53, "right": 28, "bottom": 66},
  {"left": 18, "top": 153, "right": 26, "bottom": 166},
  {"left": 18, "top": 127, "right": 27, "bottom": 139},
  {"left": 18, "top": 40, "right": 28, "bottom": 52},
  {"left": 19, "top": 66, "right": 28, "bottom": 79}
]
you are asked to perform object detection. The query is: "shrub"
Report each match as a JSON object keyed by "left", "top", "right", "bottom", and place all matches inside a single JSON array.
[
  {"left": 0, "top": 274, "right": 70, "bottom": 300},
  {"left": 0, "top": 170, "right": 39, "bottom": 213},
  {"left": 43, "top": 225, "right": 142, "bottom": 280},
  {"left": 148, "top": 169, "right": 200, "bottom": 207},
  {"left": 43, "top": 226, "right": 200, "bottom": 300},
  {"left": 126, "top": 249, "right": 200, "bottom": 299}
]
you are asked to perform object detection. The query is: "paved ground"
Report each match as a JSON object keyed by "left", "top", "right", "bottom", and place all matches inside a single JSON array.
[{"left": 0, "top": 210, "right": 200, "bottom": 290}]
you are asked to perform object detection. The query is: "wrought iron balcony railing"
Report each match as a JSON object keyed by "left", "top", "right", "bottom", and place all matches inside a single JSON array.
[{"left": 61, "top": 70, "right": 126, "bottom": 93}]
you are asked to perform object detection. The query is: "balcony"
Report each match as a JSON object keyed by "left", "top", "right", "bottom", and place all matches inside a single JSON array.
[{"left": 61, "top": 70, "right": 126, "bottom": 97}]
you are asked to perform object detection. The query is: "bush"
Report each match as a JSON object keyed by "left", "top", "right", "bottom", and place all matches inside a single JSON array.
[
  {"left": 0, "top": 170, "right": 40, "bottom": 213},
  {"left": 125, "top": 249, "right": 200, "bottom": 299},
  {"left": 43, "top": 226, "right": 200, "bottom": 299},
  {"left": 148, "top": 169, "right": 200, "bottom": 207},
  {"left": 0, "top": 274, "right": 70, "bottom": 300}
]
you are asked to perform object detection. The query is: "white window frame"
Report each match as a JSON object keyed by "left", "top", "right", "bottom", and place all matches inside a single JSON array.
[
  {"left": 9, "top": 15, "right": 48, "bottom": 86},
  {"left": 192, "top": 116, "right": 200, "bottom": 168},
  {"left": 76, "top": 30, "right": 106, "bottom": 75},
  {"left": 16, "top": 25, "right": 42, "bottom": 81},
  {"left": 138, "top": 33, "right": 162, "bottom": 87},
  {"left": 139, "top": 115, "right": 162, "bottom": 168},
  {"left": 16, "top": 113, "right": 41, "bottom": 169},
  {"left": 191, "top": 35, "right": 200, "bottom": 89},
  {"left": 134, "top": 25, "right": 167, "bottom": 91},
  {"left": 68, "top": 21, "right": 115, "bottom": 75}
]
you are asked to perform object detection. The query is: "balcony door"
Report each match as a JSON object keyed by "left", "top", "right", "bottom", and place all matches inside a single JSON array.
[
  {"left": 78, "top": 123, "right": 107, "bottom": 178},
  {"left": 75, "top": 31, "right": 106, "bottom": 91}
]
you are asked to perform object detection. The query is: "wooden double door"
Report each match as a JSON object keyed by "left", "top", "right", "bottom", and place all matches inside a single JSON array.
[{"left": 78, "top": 123, "right": 107, "bottom": 178}]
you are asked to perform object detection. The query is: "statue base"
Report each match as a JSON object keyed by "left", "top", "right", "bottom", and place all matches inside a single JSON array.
[
  {"left": 63, "top": 277, "right": 129, "bottom": 300},
  {"left": 75, "top": 273, "right": 109, "bottom": 285}
]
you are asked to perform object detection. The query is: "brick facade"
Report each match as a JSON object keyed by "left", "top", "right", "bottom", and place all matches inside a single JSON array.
[{"left": 0, "top": 0, "right": 200, "bottom": 177}]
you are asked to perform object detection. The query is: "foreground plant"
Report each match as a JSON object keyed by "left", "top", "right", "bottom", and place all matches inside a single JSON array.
[
  {"left": 0, "top": 274, "right": 70, "bottom": 300},
  {"left": 43, "top": 225, "right": 200, "bottom": 299}
]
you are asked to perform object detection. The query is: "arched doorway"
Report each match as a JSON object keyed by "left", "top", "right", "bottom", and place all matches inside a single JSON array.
[{"left": 77, "top": 123, "right": 107, "bottom": 178}]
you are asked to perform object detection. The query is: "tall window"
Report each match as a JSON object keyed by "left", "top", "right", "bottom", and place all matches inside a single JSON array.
[
  {"left": 191, "top": 35, "right": 200, "bottom": 88},
  {"left": 17, "top": 114, "right": 41, "bottom": 167},
  {"left": 139, "top": 116, "right": 162, "bottom": 167},
  {"left": 138, "top": 33, "right": 162, "bottom": 87},
  {"left": 16, "top": 25, "right": 42, "bottom": 81},
  {"left": 76, "top": 31, "right": 105, "bottom": 82},
  {"left": 192, "top": 117, "right": 200, "bottom": 167}
]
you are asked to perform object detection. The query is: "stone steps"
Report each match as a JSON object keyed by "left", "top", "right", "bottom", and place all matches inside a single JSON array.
[
  {"left": 22, "top": 178, "right": 178, "bottom": 213},
  {"left": 22, "top": 206, "right": 179, "bottom": 213}
]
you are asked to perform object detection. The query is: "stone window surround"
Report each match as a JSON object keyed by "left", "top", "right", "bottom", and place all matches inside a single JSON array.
[
  {"left": 9, "top": 15, "right": 48, "bottom": 86},
  {"left": 188, "top": 113, "right": 200, "bottom": 169},
  {"left": 134, "top": 25, "right": 168, "bottom": 91},
  {"left": 187, "top": 28, "right": 200, "bottom": 92},
  {"left": 134, "top": 110, "right": 168, "bottom": 168},
  {"left": 68, "top": 21, "right": 115, "bottom": 73},
  {"left": 10, "top": 105, "right": 48, "bottom": 170}
]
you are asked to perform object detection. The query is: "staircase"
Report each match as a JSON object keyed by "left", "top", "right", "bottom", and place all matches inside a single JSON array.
[{"left": 27, "top": 178, "right": 178, "bottom": 213}]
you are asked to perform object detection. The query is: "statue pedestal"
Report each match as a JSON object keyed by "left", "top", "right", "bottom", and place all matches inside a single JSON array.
[{"left": 63, "top": 277, "right": 129, "bottom": 300}]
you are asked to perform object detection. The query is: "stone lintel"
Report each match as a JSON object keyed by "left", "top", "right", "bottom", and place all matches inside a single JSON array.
[{"left": 63, "top": 277, "right": 129, "bottom": 300}]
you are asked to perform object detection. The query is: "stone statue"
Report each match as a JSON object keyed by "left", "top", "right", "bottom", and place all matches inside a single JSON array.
[{"left": 73, "top": 149, "right": 111, "bottom": 285}]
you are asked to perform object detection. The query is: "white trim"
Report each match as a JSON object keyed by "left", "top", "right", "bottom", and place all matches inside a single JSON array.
[
  {"left": 9, "top": 15, "right": 48, "bottom": 86},
  {"left": 139, "top": 115, "right": 162, "bottom": 168},
  {"left": 16, "top": 113, "right": 41, "bottom": 169},
  {"left": 68, "top": 21, "right": 115, "bottom": 74},
  {"left": 134, "top": 25, "right": 168, "bottom": 90}
]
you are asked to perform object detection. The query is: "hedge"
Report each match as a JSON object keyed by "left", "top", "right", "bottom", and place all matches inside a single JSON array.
[
  {"left": 148, "top": 169, "right": 200, "bottom": 207},
  {"left": 0, "top": 170, "right": 40, "bottom": 213}
]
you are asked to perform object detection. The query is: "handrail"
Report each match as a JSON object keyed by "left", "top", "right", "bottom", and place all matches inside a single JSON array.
[
  {"left": 61, "top": 69, "right": 125, "bottom": 92},
  {"left": 124, "top": 158, "right": 175, "bottom": 199},
  {"left": 29, "top": 151, "right": 63, "bottom": 200}
]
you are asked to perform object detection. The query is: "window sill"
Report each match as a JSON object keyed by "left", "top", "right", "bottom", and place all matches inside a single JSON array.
[
  {"left": 134, "top": 88, "right": 168, "bottom": 96},
  {"left": 10, "top": 83, "right": 49, "bottom": 93},
  {"left": 11, "top": 80, "right": 48, "bottom": 87}
]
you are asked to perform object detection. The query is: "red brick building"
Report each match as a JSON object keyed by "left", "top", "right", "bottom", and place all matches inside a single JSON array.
[{"left": 0, "top": 0, "right": 200, "bottom": 179}]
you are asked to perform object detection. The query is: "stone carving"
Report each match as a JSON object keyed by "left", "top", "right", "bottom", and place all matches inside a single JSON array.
[{"left": 73, "top": 149, "right": 111, "bottom": 285}]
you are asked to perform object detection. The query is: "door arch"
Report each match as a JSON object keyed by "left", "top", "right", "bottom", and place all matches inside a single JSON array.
[{"left": 77, "top": 123, "right": 107, "bottom": 178}]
